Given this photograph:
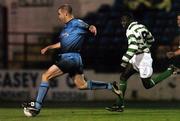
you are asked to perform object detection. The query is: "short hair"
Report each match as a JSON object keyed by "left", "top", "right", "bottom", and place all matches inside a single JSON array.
[
  {"left": 121, "top": 12, "right": 134, "bottom": 20},
  {"left": 58, "top": 4, "right": 73, "bottom": 14}
]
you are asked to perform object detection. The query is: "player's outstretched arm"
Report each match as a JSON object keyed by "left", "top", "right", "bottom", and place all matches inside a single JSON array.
[
  {"left": 89, "top": 25, "right": 97, "bottom": 36},
  {"left": 41, "top": 42, "right": 61, "bottom": 55},
  {"left": 167, "top": 49, "right": 180, "bottom": 58},
  {"left": 174, "top": 49, "right": 180, "bottom": 56}
]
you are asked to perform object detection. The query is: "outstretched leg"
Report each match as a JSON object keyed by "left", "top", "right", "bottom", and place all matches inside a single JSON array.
[
  {"left": 141, "top": 65, "right": 175, "bottom": 89},
  {"left": 71, "top": 74, "right": 120, "bottom": 96},
  {"left": 73, "top": 74, "right": 112, "bottom": 90}
]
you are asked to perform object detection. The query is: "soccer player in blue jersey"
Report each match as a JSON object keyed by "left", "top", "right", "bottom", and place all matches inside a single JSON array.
[{"left": 22, "top": 4, "right": 120, "bottom": 117}]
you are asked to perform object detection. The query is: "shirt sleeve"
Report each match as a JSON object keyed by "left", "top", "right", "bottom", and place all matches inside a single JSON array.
[
  {"left": 77, "top": 19, "right": 89, "bottom": 30},
  {"left": 121, "top": 33, "right": 139, "bottom": 68}
]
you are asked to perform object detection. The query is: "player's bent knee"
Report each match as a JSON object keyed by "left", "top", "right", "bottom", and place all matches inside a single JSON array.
[
  {"left": 120, "top": 75, "right": 128, "bottom": 81},
  {"left": 141, "top": 78, "right": 152, "bottom": 89},
  {"left": 76, "top": 84, "right": 87, "bottom": 89},
  {"left": 120, "top": 70, "right": 133, "bottom": 81},
  {"left": 74, "top": 79, "right": 87, "bottom": 89},
  {"left": 143, "top": 84, "right": 151, "bottom": 89},
  {"left": 77, "top": 86, "right": 86, "bottom": 89}
]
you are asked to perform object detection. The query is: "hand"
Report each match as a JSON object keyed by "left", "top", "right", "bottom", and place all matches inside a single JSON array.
[
  {"left": 41, "top": 47, "right": 48, "bottom": 55},
  {"left": 89, "top": 25, "right": 97, "bottom": 36},
  {"left": 166, "top": 52, "right": 175, "bottom": 58}
]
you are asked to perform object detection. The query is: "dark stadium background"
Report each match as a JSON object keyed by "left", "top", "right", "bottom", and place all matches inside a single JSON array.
[{"left": 0, "top": 0, "right": 179, "bottom": 108}]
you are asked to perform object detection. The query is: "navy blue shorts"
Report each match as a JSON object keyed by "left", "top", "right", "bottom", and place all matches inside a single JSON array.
[{"left": 55, "top": 53, "right": 83, "bottom": 76}]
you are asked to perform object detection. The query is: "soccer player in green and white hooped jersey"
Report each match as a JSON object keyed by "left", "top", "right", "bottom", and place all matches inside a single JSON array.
[{"left": 106, "top": 12, "right": 177, "bottom": 112}]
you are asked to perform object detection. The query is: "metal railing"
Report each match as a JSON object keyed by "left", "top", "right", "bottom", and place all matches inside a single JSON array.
[{"left": 7, "top": 32, "right": 58, "bottom": 69}]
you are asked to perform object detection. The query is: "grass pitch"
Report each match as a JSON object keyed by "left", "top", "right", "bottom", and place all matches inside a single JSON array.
[{"left": 0, "top": 107, "right": 180, "bottom": 121}]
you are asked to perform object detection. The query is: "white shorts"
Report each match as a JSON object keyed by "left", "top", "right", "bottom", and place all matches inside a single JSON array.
[{"left": 129, "top": 53, "right": 153, "bottom": 78}]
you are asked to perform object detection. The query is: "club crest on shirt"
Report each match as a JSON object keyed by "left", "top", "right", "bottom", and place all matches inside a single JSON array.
[{"left": 61, "top": 32, "right": 69, "bottom": 37}]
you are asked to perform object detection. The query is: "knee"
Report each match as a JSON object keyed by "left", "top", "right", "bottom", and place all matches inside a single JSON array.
[
  {"left": 120, "top": 70, "right": 132, "bottom": 81},
  {"left": 141, "top": 78, "right": 152, "bottom": 89},
  {"left": 76, "top": 83, "right": 87, "bottom": 89},
  {"left": 74, "top": 79, "right": 87, "bottom": 89},
  {"left": 143, "top": 83, "right": 151, "bottom": 89},
  {"left": 120, "top": 75, "right": 128, "bottom": 82}
]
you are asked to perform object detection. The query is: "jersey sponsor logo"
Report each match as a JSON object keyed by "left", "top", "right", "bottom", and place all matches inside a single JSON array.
[{"left": 61, "top": 32, "right": 69, "bottom": 37}]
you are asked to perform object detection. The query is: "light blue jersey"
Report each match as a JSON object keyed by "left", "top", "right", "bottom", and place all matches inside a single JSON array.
[
  {"left": 59, "top": 19, "right": 89, "bottom": 53},
  {"left": 56, "top": 19, "right": 90, "bottom": 74}
]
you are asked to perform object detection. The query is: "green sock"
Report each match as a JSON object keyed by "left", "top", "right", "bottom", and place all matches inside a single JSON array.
[
  {"left": 151, "top": 67, "right": 174, "bottom": 85},
  {"left": 117, "top": 79, "right": 127, "bottom": 107}
]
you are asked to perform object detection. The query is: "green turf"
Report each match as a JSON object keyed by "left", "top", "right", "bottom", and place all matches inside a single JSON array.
[{"left": 0, "top": 108, "right": 180, "bottom": 121}]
